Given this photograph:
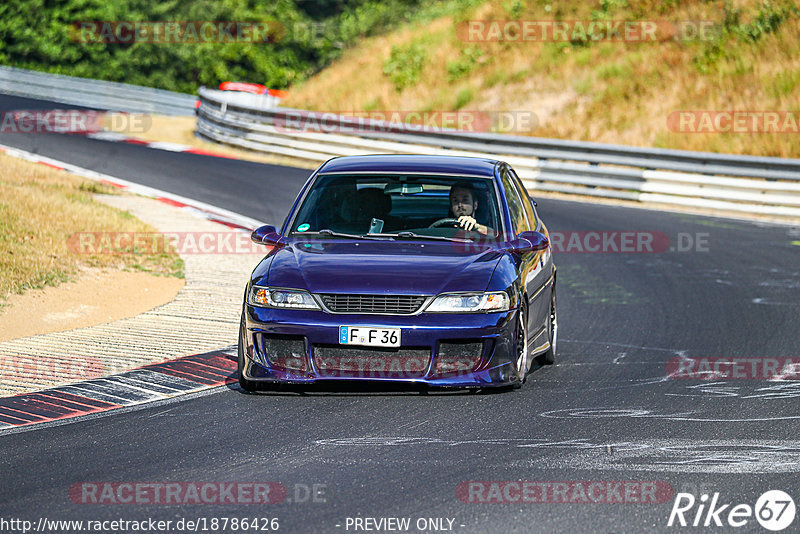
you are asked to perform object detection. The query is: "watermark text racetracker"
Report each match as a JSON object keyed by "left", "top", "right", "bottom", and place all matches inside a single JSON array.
[
  {"left": 68, "top": 232, "right": 265, "bottom": 255},
  {"left": 69, "top": 482, "right": 328, "bottom": 505},
  {"left": 458, "top": 480, "right": 674, "bottom": 503},
  {"left": 667, "top": 357, "right": 800, "bottom": 380},
  {"left": 457, "top": 20, "right": 718, "bottom": 42},
  {"left": 548, "top": 231, "right": 709, "bottom": 254},
  {"left": 0, "top": 110, "right": 150, "bottom": 134},
  {"left": 273, "top": 110, "right": 538, "bottom": 134},
  {"left": 269, "top": 353, "right": 480, "bottom": 378},
  {"left": 456, "top": 231, "right": 708, "bottom": 254},
  {"left": 70, "top": 20, "right": 393, "bottom": 44},
  {"left": 668, "top": 111, "right": 800, "bottom": 134},
  {"left": 69, "top": 231, "right": 712, "bottom": 256},
  {"left": 71, "top": 482, "right": 284, "bottom": 505},
  {"left": 0, "top": 356, "right": 105, "bottom": 383},
  {"left": 71, "top": 21, "right": 285, "bottom": 44}
]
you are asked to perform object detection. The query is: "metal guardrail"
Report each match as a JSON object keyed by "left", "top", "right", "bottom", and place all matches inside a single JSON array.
[
  {"left": 0, "top": 66, "right": 796, "bottom": 217},
  {"left": 196, "top": 87, "right": 800, "bottom": 217},
  {"left": 0, "top": 66, "right": 196, "bottom": 115}
]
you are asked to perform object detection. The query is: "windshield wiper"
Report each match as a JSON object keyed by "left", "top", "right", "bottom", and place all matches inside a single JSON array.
[
  {"left": 366, "top": 231, "right": 473, "bottom": 243},
  {"left": 299, "top": 229, "right": 387, "bottom": 240}
]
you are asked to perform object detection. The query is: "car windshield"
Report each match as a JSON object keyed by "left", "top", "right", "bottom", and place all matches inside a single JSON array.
[{"left": 289, "top": 174, "right": 501, "bottom": 240}]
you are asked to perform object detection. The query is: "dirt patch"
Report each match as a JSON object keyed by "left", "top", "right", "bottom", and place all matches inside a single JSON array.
[{"left": 0, "top": 268, "right": 184, "bottom": 342}]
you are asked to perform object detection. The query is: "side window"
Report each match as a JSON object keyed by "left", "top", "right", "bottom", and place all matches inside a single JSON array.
[
  {"left": 509, "top": 168, "right": 538, "bottom": 229},
  {"left": 500, "top": 168, "right": 529, "bottom": 234}
]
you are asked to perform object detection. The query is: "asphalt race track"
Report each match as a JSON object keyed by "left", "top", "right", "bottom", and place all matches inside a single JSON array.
[{"left": 1, "top": 95, "right": 799, "bottom": 533}]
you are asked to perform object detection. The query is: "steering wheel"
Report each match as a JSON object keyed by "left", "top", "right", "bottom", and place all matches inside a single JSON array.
[{"left": 428, "top": 217, "right": 461, "bottom": 228}]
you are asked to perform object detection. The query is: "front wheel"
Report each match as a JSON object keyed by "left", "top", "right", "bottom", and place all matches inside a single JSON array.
[
  {"left": 237, "top": 313, "right": 258, "bottom": 392},
  {"left": 514, "top": 302, "right": 529, "bottom": 387}
]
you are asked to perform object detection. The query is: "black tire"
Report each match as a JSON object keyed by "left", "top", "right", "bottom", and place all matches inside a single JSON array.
[
  {"left": 237, "top": 313, "right": 259, "bottom": 392},
  {"left": 513, "top": 301, "right": 529, "bottom": 388},
  {"left": 537, "top": 286, "right": 557, "bottom": 366}
]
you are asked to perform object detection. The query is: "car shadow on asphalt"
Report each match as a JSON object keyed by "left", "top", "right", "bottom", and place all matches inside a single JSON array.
[{"left": 223, "top": 364, "right": 550, "bottom": 396}]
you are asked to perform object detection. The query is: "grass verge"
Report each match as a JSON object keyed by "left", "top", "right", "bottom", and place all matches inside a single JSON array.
[{"left": 0, "top": 152, "right": 184, "bottom": 309}]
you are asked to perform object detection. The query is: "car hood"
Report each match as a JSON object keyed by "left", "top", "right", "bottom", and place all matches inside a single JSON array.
[{"left": 260, "top": 240, "right": 503, "bottom": 295}]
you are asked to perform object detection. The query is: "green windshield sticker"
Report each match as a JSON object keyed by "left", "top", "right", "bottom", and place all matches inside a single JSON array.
[{"left": 297, "top": 223, "right": 310, "bottom": 232}]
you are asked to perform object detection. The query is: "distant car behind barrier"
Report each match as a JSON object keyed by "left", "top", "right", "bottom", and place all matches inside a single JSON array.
[
  {"left": 218, "top": 81, "right": 287, "bottom": 98},
  {"left": 238, "top": 154, "right": 557, "bottom": 390},
  {"left": 195, "top": 82, "right": 287, "bottom": 113}
]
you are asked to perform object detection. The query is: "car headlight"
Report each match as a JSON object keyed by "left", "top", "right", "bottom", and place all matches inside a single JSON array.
[
  {"left": 248, "top": 286, "right": 320, "bottom": 310},
  {"left": 425, "top": 292, "right": 510, "bottom": 313}
]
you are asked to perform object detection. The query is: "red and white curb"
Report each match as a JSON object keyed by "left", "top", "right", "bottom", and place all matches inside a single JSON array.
[
  {"left": 0, "top": 141, "right": 266, "bottom": 231},
  {"left": 86, "top": 131, "right": 241, "bottom": 159},
  {"left": 0, "top": 348, "right": 239, "bottom": 430}
]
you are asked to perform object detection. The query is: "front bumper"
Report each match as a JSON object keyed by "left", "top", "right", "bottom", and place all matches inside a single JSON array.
[{"left": 241, "top": 305, "right": 520, "bottom": 387}]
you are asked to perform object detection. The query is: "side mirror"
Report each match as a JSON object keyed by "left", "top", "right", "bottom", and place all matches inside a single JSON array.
[
  {"left": 251, "top": 225, "right": 284, "bottom": 247},
  {"left": 509, "top": 231, "right": 548, "bottom": 254}
]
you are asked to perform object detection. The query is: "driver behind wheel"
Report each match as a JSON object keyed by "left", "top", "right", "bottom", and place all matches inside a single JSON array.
[{"left": 449, "top": 185, "right": 495, "bottom": 236}]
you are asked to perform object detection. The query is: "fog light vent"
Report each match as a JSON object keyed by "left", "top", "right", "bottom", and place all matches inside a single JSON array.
[
  {"left": 435, "top": 341, "right": 483, "bottom": 376},
  {"left": 258, "top": 334, "right": 307, "bottom": 371}
]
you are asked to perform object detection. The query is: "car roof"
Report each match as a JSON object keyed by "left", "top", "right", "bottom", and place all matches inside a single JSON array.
[{"left": 317, "top": 155, "right": 500, "bottom": 178}]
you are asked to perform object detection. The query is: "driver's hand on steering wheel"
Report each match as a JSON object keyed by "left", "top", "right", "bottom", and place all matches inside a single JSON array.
[{"left": 458, "top": 215, "right": 488, "bottom": 234}]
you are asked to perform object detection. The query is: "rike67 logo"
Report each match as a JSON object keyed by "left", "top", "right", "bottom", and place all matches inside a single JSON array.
[{"left": 668, "top": 490, "right": 796, "bottom": 531}]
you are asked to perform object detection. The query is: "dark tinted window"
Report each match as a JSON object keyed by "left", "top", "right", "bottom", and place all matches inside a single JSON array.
[
  {"left": 509, "top": 168, "right": 538, "bottom": 229},
  {"left": 500, "top": 168, "right": 529, "bottom": 233}
]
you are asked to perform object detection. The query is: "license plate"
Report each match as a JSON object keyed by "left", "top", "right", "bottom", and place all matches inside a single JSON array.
[{"left": 339, "top": 326, "right": 401, "bottom": 347}]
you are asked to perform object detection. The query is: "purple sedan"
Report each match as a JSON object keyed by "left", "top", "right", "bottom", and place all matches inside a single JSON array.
[{"left": 239, "top": 154, "right": 556, "bottom": 390}]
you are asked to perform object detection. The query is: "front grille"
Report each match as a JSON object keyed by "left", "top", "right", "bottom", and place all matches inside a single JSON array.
[
  {"left": 313, "top": 345, "right": 431, "bottom": 378},
  {"left": 318, "top": 294, "right": 426, "bottom": 314}
]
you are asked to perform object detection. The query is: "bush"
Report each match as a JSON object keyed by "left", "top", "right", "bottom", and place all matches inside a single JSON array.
[
  {"left": 446, "top": 46, "right": 484, "bottom": 82},
  {"left": 0, "top": 0, "right": 436, "bottom": 93},
  {"left": 382, "top": 41, "right": 427, "bottom": 91}
]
